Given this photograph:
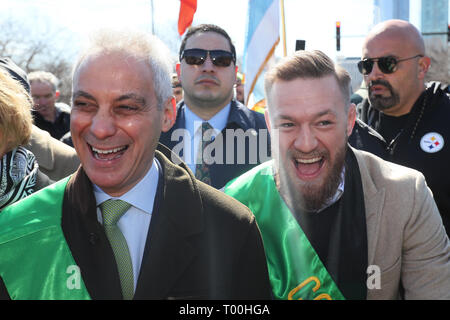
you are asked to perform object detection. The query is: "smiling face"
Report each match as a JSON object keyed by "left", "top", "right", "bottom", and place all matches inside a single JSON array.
[
  {"left": 266, "top": 76, "right": 355, "bottom": 212},
  {"left": 71, "top": 52, "right": 173, "bottom": 197}
]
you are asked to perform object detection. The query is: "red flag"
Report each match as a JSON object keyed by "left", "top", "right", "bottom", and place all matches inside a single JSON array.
[{"left": 178, "top": 0, "right": 197, "bottom": 36}]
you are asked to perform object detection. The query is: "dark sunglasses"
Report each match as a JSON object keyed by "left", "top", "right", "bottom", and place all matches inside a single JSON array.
[
  {"left": 357, "top": 54, "right": 423, "bottom": 75},
  {"left": 180, "top": 48, "right": 236, "bottom": 67}
]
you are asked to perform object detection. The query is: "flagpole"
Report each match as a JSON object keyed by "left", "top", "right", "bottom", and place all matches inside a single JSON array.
[
  {"left": 280, "top": 0, "right": 287, "bottom": 56},
  {"left": 151, "top": 0, "right": 155, "bottom": 35}
]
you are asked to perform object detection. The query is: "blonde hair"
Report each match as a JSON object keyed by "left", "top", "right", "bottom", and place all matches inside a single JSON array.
[
  {"left": 265, "top": 50, "right": 351, "bottom": 111},
  {"left": 0, "top": 70, "right": 33, "bottom": 151}
]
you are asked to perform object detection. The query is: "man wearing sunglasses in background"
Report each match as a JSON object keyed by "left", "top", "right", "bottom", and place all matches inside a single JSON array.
[
  {"left": 159, "top": 24, "right": 270, "bottom": 189},
  {"left": 350, "top": 19, "right": 450, "bottom": 236}
]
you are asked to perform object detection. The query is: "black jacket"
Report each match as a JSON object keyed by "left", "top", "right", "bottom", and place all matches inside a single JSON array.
[
  {"left": 348, "top": 118, "right": 387, "bottom": 158},
  {"left": 354, "top": 82, "right": 450, "bottom": 235},
  {"left": 0, "top": 144, "right": 272, "bottom": 299},
  {"left": 159, "top": 100, "right": 271, "bottom": 189},
  {"left": 32, "top": 103, "right": 71, "bottom": 140}
]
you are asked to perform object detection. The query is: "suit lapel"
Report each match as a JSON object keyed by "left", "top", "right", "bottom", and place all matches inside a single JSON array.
[
  {"left": 227, "top": 100, "right": 254, "bottom": 129},
  {"left": 353, "top": 149, "right": 386, "bottom": 265},
  {"left": 134, "top": 212, "right": 197, "bottom": 299},
  {"left": 364, "top": 188, "right": 385, "bottom": 265},
  {"left": 62, "top": 168, "right": 123, "bottom": 299},
  {"left": 134, "top": 147, "right": 203, "bottom": 299}
]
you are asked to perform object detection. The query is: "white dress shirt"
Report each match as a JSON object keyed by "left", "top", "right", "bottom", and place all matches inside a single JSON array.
[
  {"left": 183, "top": 103, "right": 231, "bottom": 174},
  {"left": 93, "top": 157, "right": 160, "bottom": 291}
]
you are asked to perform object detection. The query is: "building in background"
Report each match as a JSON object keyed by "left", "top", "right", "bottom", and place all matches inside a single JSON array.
[
  {"left": 421, "top": 0, "right": 449, "bottom": 83},
  {"left": 373, "top": 0, "right": 409, "bottom": 23},
  {"left": 373, "top": 0, "right": 448, "bottom": 83},
  {"left": 337, "top": 57, "right": 363, "bottom": 94}
]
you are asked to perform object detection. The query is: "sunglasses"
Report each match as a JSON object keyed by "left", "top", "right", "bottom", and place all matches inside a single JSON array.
[
  {"left": 180, "top": 48, "right": 235, "bottom": 67},
  {"left": 357, "top": 54, "right": 423, "bottom": 75}
]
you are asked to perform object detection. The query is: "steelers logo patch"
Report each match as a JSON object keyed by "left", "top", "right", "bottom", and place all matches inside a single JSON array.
[{"left": 420, "top": 132, "right": 444, "bottom": 153}]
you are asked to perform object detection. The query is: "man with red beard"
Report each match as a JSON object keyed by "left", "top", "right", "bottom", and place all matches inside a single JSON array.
[
  {"left": 354, "top": 20, "right": 450, "bottom": 236},
  {"left": 225, "top": 50, "right": 450, "bottom": 300}
]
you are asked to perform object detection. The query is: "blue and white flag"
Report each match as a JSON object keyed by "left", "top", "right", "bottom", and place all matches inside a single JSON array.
[{"left": 243, "top": 0, "right": 280, "bottom": 106}]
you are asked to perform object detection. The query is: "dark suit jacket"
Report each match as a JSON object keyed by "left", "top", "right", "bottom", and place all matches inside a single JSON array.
[
  {"left": 159, "top": 100, "right": 271, "bottom": 189},
  {"left": 0, "top": 144, "right": 271, "bottom": 300}
]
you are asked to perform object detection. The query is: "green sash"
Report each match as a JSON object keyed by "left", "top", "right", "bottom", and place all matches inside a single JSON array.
[
  {"left": 224, "top": 161, "right": 345, "bottom": 300},
  {"left": 0, "top": 177, "right": 91, "bottom": 300}
]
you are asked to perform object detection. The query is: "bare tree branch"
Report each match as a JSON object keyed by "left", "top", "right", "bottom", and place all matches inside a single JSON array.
[{"left": 0, "top": 14, "right": 75, "bottom": 104}]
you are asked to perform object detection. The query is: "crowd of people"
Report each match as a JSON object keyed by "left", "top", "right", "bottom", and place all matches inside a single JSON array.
[{"left": 0, "top": 18, "right": 448, "bottom": 300}]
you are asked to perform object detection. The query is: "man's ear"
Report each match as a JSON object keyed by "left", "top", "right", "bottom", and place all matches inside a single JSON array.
[
  {"left": 161, "top": 97, "right": 176, "bottom": 132},
  {"left": 347, "top": 103, "right": 356, "bottom": 136},
  {"left": 55, "top": 90, "right": 60, "bottom": 99},
  {"left": 176, "top": 63, "right": 181, "bottom": 79},
  {"left": 417, "top": 56, "right": 431, "bottom": 80}
]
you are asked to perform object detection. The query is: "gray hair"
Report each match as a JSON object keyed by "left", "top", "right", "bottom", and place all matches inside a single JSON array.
[
  {"left": 72, "top": 29, "right": 174, "bottom": 109},
  {"left": 28, "top": 71, "right": 59, "bottom": 92}
]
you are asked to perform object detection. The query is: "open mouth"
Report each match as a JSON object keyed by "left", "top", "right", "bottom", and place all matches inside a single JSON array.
[
  {"left": 89, "top": 144, "right": 129, "bottom": 161},
  {"left": 294, "top": 156, "right": 324, "bottom": 178}
]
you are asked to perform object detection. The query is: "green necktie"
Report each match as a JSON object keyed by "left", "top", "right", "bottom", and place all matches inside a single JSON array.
[
  {"left": 195, "top": 121, "right": 214, "bottom": 185},
  {"left": 100, "top": 199, "right": 134, "bottom": 300}
]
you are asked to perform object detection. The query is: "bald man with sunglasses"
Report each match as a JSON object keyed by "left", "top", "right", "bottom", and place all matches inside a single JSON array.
[
  {"left": 159, "top": 24, "right": 270, "bottom": 189},
  {"left": 348, "top": 20, "right": 450, "bottom": 236}
]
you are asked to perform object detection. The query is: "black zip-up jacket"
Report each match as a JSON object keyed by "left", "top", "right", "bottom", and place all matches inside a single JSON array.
[
  {"left": 351, "top": 82, "right": 450, "bottom": 235},
  {"left": 32, "top": 103, "right": 71, "bottom": 140}
]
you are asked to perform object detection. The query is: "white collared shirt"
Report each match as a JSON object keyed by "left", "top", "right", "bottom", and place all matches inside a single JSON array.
[
  {"left": 94, "top": 157, "right": 160, "bottom": 290},
  {"left": 183, "top": 103, "right": 231, "bottom": 174}
]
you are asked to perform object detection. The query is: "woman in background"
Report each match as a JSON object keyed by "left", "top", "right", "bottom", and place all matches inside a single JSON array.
[{"left": 0, "top": 70, "right": 53, "bottom": 210}]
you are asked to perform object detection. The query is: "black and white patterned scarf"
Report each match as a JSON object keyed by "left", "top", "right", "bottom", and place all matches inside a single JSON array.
[{"left": 0, "top": 146, "right": 38, "bottom": 210}]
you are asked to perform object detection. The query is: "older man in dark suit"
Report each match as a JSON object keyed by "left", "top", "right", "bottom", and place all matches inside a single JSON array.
[{"left": 0, "top": 30, "right": 271, "bottom": 300}]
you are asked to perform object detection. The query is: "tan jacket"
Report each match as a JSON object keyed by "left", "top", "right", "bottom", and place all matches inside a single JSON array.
[
  {"left": 26, "top": 126, "right": 80, "bottom": 181},
  {"left": 355, "top": 148, "right": 450, "bottom": 299}
]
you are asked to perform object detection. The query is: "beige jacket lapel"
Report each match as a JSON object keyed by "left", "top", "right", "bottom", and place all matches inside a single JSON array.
[
  {"left": 353, "top": 148, "right": 385, "bottom": 266},
  {"left": 28, "top": 126, "right": 55, "bottom": 171}
]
